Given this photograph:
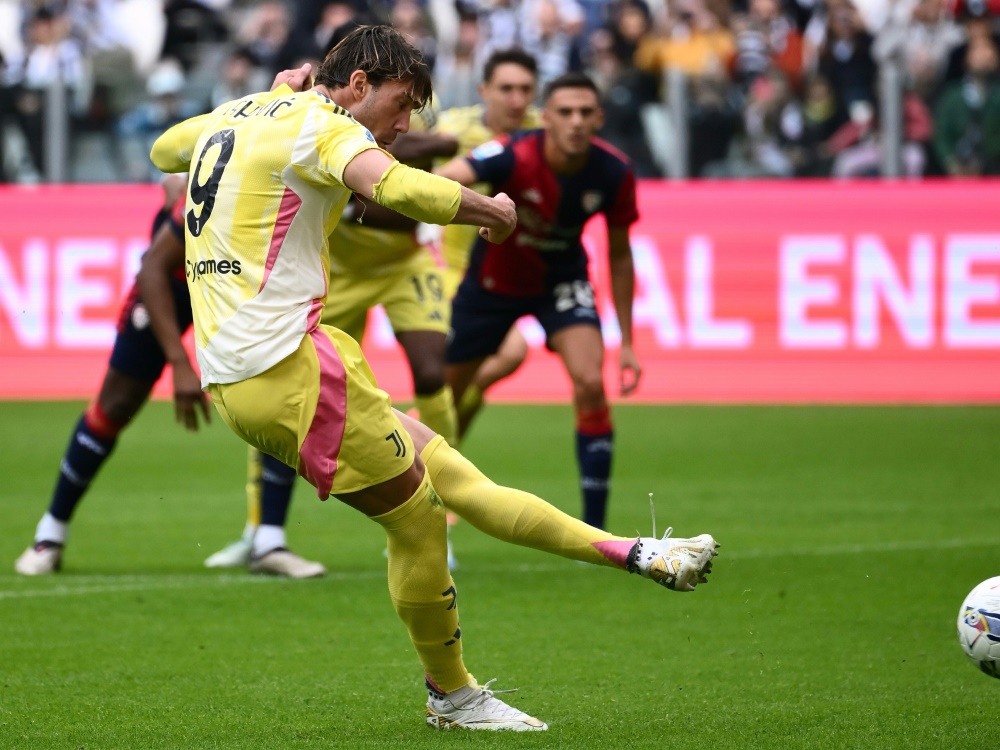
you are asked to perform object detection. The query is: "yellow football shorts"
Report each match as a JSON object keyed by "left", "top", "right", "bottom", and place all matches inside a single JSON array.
[
  {"left": 208, "top": 325, "right": 415, "bottom": 498},
  {"left": 442, "top": 264, "right": 466, "bottom": 300},
  {"left": 324, "top": 250, "right": 450, "bottom": 344}
]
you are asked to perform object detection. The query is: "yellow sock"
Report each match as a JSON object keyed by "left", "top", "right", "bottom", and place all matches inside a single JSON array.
[
  {"left": 371, "top": 470, "right": 472, "bottom": 693},
  {"left": 245, "top": 446, "right": 263, "bottom": 528},
  {"left": 421, "top": 437, "right": 636, "bottom": 568},
  {"left": 456, "top": 384, "right": 482, "bottom": 420},
  {"left": 415, "top": 386, "right": 458, "bottom": 447}
]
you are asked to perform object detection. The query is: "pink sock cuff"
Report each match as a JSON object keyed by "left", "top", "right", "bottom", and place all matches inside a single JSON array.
[
  {"left": 425, "top": 675, "right": 448, "bottom": 697},
  {"left": 591, "top": 539, "right": 636, "bottom": 568}
]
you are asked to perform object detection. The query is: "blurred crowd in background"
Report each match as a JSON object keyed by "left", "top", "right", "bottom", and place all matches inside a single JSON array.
[{"left": 1, "top": 0, "right": 999, "bottom": 182}]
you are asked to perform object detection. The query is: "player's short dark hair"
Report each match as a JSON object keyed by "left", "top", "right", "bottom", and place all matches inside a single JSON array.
[
  {"left": 483, "top": 48, "right": 538, "bottom": 83},
  {"left": 543, "top": 72, "right": 600, "bottom": 103},
  {"left": 315, "top": 25, "right": 432, "bottom": 109}
]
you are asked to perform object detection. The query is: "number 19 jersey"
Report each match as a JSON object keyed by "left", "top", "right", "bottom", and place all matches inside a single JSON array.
[{"left": 150, "top": 85, "right": 384, "bottom": 386}]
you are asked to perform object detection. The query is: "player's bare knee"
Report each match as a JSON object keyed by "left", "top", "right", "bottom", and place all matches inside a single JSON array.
[
  {"left": 97, "top": 383, "right": 148, "bottom": 425},
  {"left": 499, "top": 331, "right": 528, "bottom": 364},
  {"left": 97, "top": 367, "right": 153, "bottom": 425},
  {"left": 572, "top": 374, "right": 607, "bottom": 410},
  {"left": 411, "top": 367, "right": 446, "bottom": 396}
]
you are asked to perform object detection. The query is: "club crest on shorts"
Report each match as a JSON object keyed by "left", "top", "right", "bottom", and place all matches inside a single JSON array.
[
  {"left": 131, "top": 303, "right": 150, "bottom": 330},
  {"left": 385, "top": 429, "right": 407, "bottom": 458},
  {"left": 581, "top": 191, "right": 602, "bottom": 214}
]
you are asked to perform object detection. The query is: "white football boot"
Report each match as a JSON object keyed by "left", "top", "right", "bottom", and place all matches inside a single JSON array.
[
  {"left": 14, "top": 542, "right": 63, "bottom": 575},
  {"left": 626, "top": 528, "right": 719, "bottom": 591},
  {"left": 203, "top": 538, "right": 254, "bottom": 569},
  {"left": 249, "top": 549, "right": 327, "bottom": 579},
  {"left": 426, "top": 679, "right": 547, "bottom": 731}
]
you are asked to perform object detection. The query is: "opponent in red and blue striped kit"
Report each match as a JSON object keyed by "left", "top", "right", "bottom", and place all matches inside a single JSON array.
[
  {"left": 456, "top": 129, "right": 637, "bottom": 300},
  {"left": 441, "top": 72, "right": 642, "bottom": 529}
]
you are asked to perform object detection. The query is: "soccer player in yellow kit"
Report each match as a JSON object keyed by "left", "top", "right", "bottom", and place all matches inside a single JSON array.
[
  {"left": 150, "top": 26, "right": 719, "bottom": 731},
  {"left": 210, "top": 54, "right": 539, "bottom": 570},
  {"left": 435, "top": 48, "right": 542, "bottom": 437},
  {"left": 203, "top": 110, "right": 463, "bottom": 574},
  {"left": 210, "top": 50, "right": 542, "bottom": 574}
]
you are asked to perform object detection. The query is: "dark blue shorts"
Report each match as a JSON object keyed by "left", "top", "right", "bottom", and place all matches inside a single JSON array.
[
  {"left": 446, "top": 278, "right": 601, "bottom": 364},
  {"left": 109, "top": 277, "right": 192, "bottom": 382}
]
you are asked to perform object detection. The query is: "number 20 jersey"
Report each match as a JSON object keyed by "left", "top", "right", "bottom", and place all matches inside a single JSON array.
[{"left": 150, "top": 85, "right": 383, "bottom": 386}]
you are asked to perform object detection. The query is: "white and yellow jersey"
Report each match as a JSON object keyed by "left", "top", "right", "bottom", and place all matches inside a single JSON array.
[
  {"left": 151, "top": 85, "right": 385, "bottom": 386},
  {"left": 434, "top": 104, "right": 541, "bottom": 276}
]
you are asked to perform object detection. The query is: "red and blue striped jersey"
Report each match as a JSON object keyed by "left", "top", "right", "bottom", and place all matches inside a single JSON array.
[{"left": 465, "top": 129, "right": 638, "bottom": 297}]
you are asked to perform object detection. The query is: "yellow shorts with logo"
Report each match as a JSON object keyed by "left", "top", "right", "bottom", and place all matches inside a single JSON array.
[
  {"left": 208, "top": 325, "right": 415, "bottom": 498},
  {"left": 324, "top": 250, "right": 450, "bottom": 344},
  {"left": 442, "top": 264, "right": 466, "bottom": 300}
]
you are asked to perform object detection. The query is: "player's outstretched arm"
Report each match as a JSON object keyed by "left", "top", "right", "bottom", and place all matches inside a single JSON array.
[
  {"left": 608, "top": 226, "right": 642, "bottom": 396},
  {"left": 342, "top": 133, "right": 459, "bottom": 230},
  {"left": 136, "top": 221, "right": 212, "bottom": 431},
  {"left": 343, "top": 149, "right": 515, "bottom": 242}
]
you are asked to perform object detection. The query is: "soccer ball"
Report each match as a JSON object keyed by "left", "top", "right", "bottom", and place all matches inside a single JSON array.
[{"left": 957, "top": 576, "right": 1000, "bottom": 679}]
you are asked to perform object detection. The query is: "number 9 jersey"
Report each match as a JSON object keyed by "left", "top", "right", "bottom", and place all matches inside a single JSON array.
[{"left": 150, "top": 85, "right": 385, "bottom": 387}]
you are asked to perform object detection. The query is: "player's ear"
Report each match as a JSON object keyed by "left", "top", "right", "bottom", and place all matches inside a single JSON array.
[
  {"left": 348, "top": 70, "right": 369, "bottom": 102},
  {"left": 594, "top": 104, "right": 605, "bottom": 130}
]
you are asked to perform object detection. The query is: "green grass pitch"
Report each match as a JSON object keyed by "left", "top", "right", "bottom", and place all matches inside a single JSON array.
[{"left": 1, "top": 401, "right": 997, "bottom": 749}]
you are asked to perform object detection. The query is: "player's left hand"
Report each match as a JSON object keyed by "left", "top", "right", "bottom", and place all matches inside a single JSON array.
[
  {"left": 619, "top": 344, "right": 642, "bottom": 397},
  {"left": 172, "top": 360, "right": 212, "bottom": 431},
  {"left": 479, "top": 192, "right": 517, "bottom": 244},
  {"left": 270, "top": 63, "right": 313, "bottom": 93}
]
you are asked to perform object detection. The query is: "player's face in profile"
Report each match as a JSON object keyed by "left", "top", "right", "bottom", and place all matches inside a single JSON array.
[
  {"left": 354, "top": 78, "right": 419, "bottom": 148},
  {"left": 480, "top": 63, "right": 537, "bottom": 133},
  {"left": 542, "top": 87, "right": 603, "bottom": 158}
]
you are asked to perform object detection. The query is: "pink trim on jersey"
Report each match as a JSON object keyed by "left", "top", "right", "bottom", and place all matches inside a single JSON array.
[
  {"left": 299, "top": 329, "right": 347, "bottom": 500},
  {"left": 259, "top": 187, "right": 302, "bottom": 292},
  {"left": 591, "top": 539, "right": 636, "bottom": 568},
  {"left": 307, "top": 297, "right": 324, "bottom": 331}
]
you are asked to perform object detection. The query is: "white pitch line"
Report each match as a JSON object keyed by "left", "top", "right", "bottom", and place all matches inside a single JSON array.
[
  {"left": 0, "top": 537, "right": 995, "bottom": 600},
  {"left": 0, "top": 570, "right": 385, "bottom": 600}
]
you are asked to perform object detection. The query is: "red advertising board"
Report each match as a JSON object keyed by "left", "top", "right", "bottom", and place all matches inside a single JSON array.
[{"left": 2, "top": 182, "right": 1000, "bottom": 402}]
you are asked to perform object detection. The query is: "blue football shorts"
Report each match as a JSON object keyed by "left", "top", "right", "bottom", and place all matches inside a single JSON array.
[
  {"left": 446, "top": 276, "right": 600, "bottom": 364},
  {"left": 108, "top": 277, "right": 193, "bottom": 382}
]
